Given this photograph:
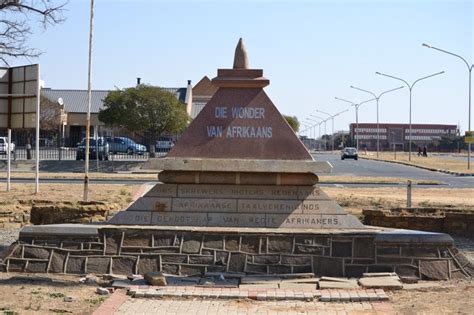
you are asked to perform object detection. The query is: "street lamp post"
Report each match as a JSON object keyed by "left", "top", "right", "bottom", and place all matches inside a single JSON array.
[
  {"left": 423, "top": 43, "right": 473, "bottom": 170},
  {"left": 311, "top": 115, "right": 328, "bottom": 149},
  {"left": 316, "top": 109, "right": 350, "bottom": 151},
  {"left": 305, "top": 118, "right": 319, "bottom": 139},
  {"left": 350, "top": 85, "right": 404, "bottom": 157},
  {"left": 376, "top": 71, "right": 444, "bottom": 161},
  {"left": 335, "top": 97, "right": 376, "bottom": 150}
]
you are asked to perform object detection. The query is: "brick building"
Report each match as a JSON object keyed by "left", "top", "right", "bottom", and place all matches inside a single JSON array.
[{"left": 350, "top": 123, "right": 459, "bottom": 150}]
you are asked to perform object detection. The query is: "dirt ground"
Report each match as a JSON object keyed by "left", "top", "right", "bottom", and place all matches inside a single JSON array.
[
  {"left": 389, "top": 279, "right": 474, "bottom": 314},
  {"left": 0, "top": 183, "right": 140, "bottom": 216},
  {"left": 362, "top": 152, "right": 474, "bottom": 174},
  {"left": 324, "top": 186, "right": 474, "bottom": 214},
  {"left": 0, "top": 272, "right": 105, "bottom": 314}
]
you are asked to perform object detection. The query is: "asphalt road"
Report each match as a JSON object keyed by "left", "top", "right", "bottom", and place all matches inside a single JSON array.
[
  {"left": 314, "top": 153, "right": 474, "bottom": 188},
  {"left": 1, "top": 153, "right": 473, "bottom": 188}
]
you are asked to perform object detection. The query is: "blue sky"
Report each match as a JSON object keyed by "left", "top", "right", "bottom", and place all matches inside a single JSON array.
[{"left": 20, "top": 0, "right": 473, "bottom": 133}]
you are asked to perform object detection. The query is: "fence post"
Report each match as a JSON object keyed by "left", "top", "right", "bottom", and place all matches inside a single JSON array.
[{"left": 407, "top": 180, "right": 412, "bottom": 208}]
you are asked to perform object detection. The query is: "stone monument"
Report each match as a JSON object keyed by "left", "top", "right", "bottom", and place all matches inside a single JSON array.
[
  {"left": 109, "top": 37, "right": 364, "bottom": 230},
  {"left": 1, "top": 39, "right": 471, "bottom": 280}
]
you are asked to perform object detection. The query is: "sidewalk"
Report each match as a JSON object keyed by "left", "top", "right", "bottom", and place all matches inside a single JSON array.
[{"left": 94, "top": 287, "right": 394, "bottom": 315}]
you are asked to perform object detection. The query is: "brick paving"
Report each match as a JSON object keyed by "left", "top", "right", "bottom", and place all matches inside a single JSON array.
[
  {"left": 127, "top": 286, "right": 389, "bottom": 302},
  {"left": 114, "top": 298, "right": 393, "bottom": 314}
]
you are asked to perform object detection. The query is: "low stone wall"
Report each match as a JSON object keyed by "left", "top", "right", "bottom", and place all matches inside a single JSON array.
[
  {"left": 2, "top": 227, "right": 472, "bottom": 280},
  {"left": 0, "top": 201, "right": 117, "bottom": 228},
  {"left": 0, "top": 211, "right": 29, "bottom": 229},
  {"left": 363, "top": 208, "right": 474, "bottom": 238}
]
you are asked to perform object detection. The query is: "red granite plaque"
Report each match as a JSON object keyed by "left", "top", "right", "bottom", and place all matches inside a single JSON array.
[{"left": 168, "top": 39, "right": 312, "bottom": 161}]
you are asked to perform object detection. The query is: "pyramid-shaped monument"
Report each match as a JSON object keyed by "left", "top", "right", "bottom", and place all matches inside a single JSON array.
[
  {"left": 168, "top": 39, "right": 311, "bottom": 160},
  {"left": 112, "top": 38, "right": 364, "bottom": 229}
]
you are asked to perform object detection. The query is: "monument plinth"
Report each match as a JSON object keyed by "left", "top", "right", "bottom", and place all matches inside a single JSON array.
[{"left": 2, "top": 39, "right": 471, "bottom": 280}]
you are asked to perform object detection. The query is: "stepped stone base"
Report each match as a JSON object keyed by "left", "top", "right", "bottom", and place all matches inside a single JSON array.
[
  {"left": 109, "top": 183, "right": 365, "bottom": 229},
  {"left": 2, "top": 224, "right": 472, "bottom": 280}
]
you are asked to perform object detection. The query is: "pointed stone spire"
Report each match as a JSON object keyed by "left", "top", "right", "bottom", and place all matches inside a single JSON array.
[{"left": 233, "top": 38, "right": 249, "bottom": 69}]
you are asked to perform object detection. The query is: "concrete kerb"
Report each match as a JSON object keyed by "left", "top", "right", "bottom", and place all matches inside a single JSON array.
[{"left": 359, "top": 156, "right": 474, "bottom": 177}]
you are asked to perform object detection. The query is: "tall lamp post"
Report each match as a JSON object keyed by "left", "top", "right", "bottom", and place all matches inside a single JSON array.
[
  {"left": 316, "top": 109, "right": 349, "bottom": 151},
  {"left": 423, "top": 43, "right": 473, "bottom": 170},
  {"left": 335, "top": 97, "right": 376, "bottom": 150},
  {"left": 305, "top": 118, "right": 318, "bottom": 139},
  {"left": 311, "top": 115, "right": 329, "bottom": 150},
  {"left": 350, "top": 85, "right": 404, "bottom": 157},
  {"left": 376, "top": 71, "right": 444, "bottom": 161}
]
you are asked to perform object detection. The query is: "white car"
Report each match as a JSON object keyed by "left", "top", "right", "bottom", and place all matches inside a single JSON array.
[
  {"left": 0, "top": 137, "right": 15, "bottom": 155},
  {"left": 156, "top": 136, "right": 175, "bottom": 152}
]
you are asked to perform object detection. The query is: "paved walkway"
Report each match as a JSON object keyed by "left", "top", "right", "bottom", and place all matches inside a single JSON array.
[
  {"left": 93, "top": 288, "right": 394, "bottom": 315},
  {"left": 114, "top": 299, "right": 393, "bottom": 314}
]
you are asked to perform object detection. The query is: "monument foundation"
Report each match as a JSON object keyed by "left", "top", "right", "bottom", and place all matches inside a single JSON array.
[{"left": 1, "top": 39, "right": 472, "bottom": 280}]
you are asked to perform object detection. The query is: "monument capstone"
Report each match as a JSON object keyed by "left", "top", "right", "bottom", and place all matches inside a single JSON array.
[{"left": 2, "top": 39, "right": 471, "bottom": 280}]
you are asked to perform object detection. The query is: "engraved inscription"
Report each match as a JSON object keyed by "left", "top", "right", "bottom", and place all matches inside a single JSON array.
[
  {"left": 172, "top": 198, "right": 237, "bottom": 212},
  {"left": 207, "top": 106, "right": 273, "bottom": 139},
  {"left": 178, "top": 184, "right": 326, "bottom": 200},
  {"left": 109, "top": 211, "right": 151, "bottom": 225}
]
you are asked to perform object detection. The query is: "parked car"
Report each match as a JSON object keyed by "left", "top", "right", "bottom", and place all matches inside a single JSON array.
[
  {"left": 106, "top": 137, "right": 147, "bottom": 155},
  {"left": 341, "top": 147, "right": 358, "bottom": 160},
  {"left": 0, "top": 137, "right": 15, "bottom": 159},
  {"left": 76, "top": 137, "right": 109, "bottom": 161},
  {"left": 0, "top": 137, "right": 15, "bottom": 154},
  {"left": 156, "top": 136, "right": 174, "bottom": 152}
]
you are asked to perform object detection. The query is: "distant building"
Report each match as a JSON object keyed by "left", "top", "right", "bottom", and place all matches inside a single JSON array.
[
  {"left": 188, "top": 76, "right": 218, "bottom": 119},
  {"left": 41, "top": 81, "right": 192, "bottom": 144},
  {"left": 350, "top": 123, "right": 459, "bottom": 150}
]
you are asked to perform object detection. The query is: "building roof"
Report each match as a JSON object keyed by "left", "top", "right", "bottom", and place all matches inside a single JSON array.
[
  {"left": 193, "top": 76, "right": 218, "bottom": 97},
  {"left": 42, "top": 87, "right": 188, "bottom": 114}
]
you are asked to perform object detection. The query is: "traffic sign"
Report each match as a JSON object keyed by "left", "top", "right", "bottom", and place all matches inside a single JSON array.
[{"left": 465, "top": 131, "right": 474, "bottom": 144}]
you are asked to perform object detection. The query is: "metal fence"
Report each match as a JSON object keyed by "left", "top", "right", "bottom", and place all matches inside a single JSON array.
[{"left": 0, "top": 129, "right": 175, "bottom": 161}]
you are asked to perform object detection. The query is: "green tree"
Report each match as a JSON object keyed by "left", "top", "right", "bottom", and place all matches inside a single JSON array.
[
  {"left": 283, "top": 115, "right": 300, "bottom": 132},
  {"left": 99, "top": 84, "right": 189, "bottom": 143}
]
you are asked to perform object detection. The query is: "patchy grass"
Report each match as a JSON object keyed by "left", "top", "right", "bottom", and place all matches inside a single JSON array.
[
  {"left": 361, "top": 152, "right": 474, "bottom": 174},
  {"left": 323, "top": 187, "right": 474, "bottom": 214}
]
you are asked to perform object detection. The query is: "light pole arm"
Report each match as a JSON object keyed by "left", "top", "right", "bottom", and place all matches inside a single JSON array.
[
  {"left": 411, "top": 71, "right": 445, "bottom": 89},
  {"left": 357, "top": 98, "right": 377, "bottom": 108},
  {"left": 350, "top": 86, "right": 377, "bottom": 99},
  {"left": 423, "top": 43, "right": 471, "bottom": 70},
  {"left": 310, "top": 114, "right": 326, "bottom": 121},
  {"left": 315, "top": 109, "right": 332, "bottom": 117},
  {"left": 376, "top": 72, "right": 410, "bottom": 89},
  {"left": 378, "top": 86, "right": 405, "bottom": 98},
  {"left": 335, "top": 97, "right": 356, "bottom": 106}
]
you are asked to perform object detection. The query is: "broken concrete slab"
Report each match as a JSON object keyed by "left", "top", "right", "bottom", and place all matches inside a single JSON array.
[
  {"left": 318, "top": 280, "right": 359, "bottom": 289},
  {"left": 279, "top": 282, "right": 316, "bottom": 289},
  {"left": 362, "top": 272, "right": 398, "bottom": 278},
  {"left": 240, "top": 276, "right": 282, "bottom": 284},
  {"left": 320, "top": 276, "right": 354, "bottom": 282},
  {"left": 358, "top": 276, "right": 403, "bottom": 290},
  {"left": 280, "top": 278, "right": 319, "bottom": 284},
  {"left": 239, "top": 283, "right": 279, "bottom": 289}
]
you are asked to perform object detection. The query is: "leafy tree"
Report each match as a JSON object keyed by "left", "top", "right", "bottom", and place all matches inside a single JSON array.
[
  {"left": 0, "top": 0, "right": 66, "bottom": 64},
  {"left": 99, "top": 85, "right": 189, "bottom": 143},
  {"left": 283, "top": 115, "right": 299, "bottom": 132}
]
